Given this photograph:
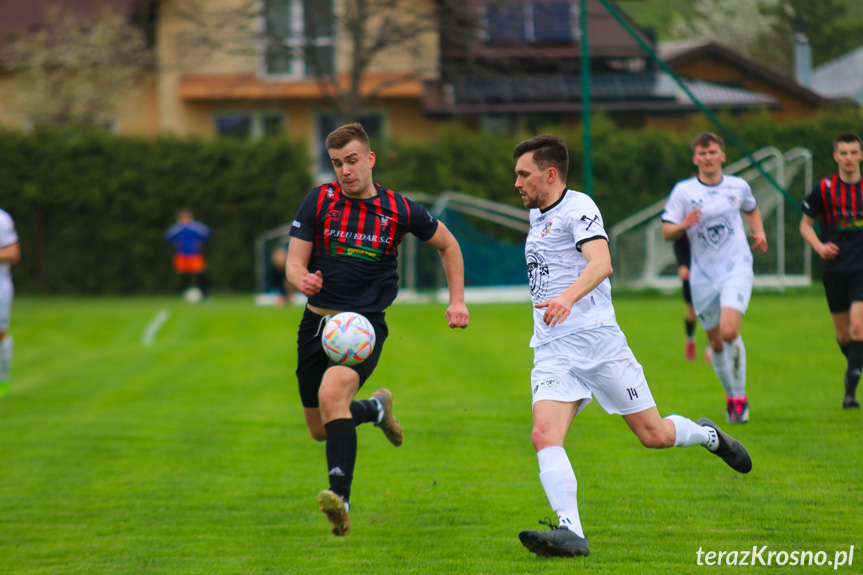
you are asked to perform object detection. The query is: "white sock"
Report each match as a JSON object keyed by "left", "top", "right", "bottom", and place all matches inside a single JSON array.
[
  {"left": 0, "top": 335, "right": 12, "bottom": 381},
  {"left": 730, "top": 336, "right": 747, "bottom": 397},
  {"left": 537, "top": 446, "right": 584, "bottom": 538},
  {"left": 665, "top": 414, "right": 711, "bottom": 448},
  {"left": 710, "top": 344, "right": 736, "bottom": 397}
]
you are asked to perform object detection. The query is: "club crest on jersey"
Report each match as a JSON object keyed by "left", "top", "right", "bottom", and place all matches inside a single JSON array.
[
  {"left": 696, "top": 214, "right": 733, "bottom": 249},
  {"left": 541, "top": 221, "right": 553, "bottom": 237},
  {"left": 726, "top": 194, "right": 738, "bottom": 207},
  {"left": 540, "top": 376, "right": 561, "bottom": 391},
  {"left": 526, "top": 248, "right": 550, "bottom": 302},
  {"left": 326, "top": 186, "right": 336, "bottom": 198},
  {"left": 378, "top": 214, "right": 390, "bottom": 226}
]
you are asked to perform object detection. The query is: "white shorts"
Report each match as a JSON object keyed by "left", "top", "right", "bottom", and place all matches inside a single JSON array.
[
  {"left": 0, "top": 281, "right": 11, "bottom": 332},
  {"left": 530, "top": 325, "right": 656, "bottom": 416},
  {"left": 692, "top": 274, "right": 753, "bottom": 331}
]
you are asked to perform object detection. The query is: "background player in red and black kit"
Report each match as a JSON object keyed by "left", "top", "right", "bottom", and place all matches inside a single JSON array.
[
  {"left": 800, "top": 133, "right": 863, "bottom": 409},
  {"left": 674, "top": 235, "right": 699, "bottom": 362},
  {"left": 286, "top": 123, "right": 470, "bottom": 536}
]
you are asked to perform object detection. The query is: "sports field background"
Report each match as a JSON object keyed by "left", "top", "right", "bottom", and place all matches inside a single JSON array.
[{"left": 0, "top": 290, "right": 860, "bottom": 574}]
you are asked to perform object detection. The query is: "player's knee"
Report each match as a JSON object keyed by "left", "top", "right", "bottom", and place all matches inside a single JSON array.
[
  {"left": 530, "top": 426, "right": 558, "bottom": 451},
  {"left": 309, "top": 428, "right": 327, "bottom": 442},
  {"left": 720, "top": 325, "right": 739, "bottom": 343},
  {"left": 849, "top": 323, "right": 863, "bottom": 341}
]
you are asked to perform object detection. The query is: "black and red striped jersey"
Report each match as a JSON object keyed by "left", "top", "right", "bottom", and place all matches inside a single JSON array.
[
  {"left": 803, "top": 174, "right": 863, "bottom": 272},
  {"left": 289, "top": 181, "right": 439, "bottom": 312}
]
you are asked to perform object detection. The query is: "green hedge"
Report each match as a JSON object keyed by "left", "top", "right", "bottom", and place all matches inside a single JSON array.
[
  {"left": 377, "top": 109, "right": 863, "bottom": 226},
  {"left": 3, "top": 109, "right": 862, "bottom": 293},
  {"left": 0, "top": 129, "right": 312, "bottom": 294}
]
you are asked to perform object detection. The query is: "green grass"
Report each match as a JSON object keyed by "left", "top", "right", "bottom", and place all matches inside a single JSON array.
[{"left": 0, "top": 291, "right": 860, "bottom": 574}]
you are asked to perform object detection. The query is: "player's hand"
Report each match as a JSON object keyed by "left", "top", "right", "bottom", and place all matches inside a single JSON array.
[
  {"left": 301, "top": 270, "right": 323, "bottom": 297},
  {"left": 445, "top": 303, "right": 469, "bottom": 329},
  {"left": 535, "top": 295, "right": 574, "bottom": 327},
  {"left": 818, "top": 242, "right": 839, "bottom": 260},
  {"left": 677, "top": 265, "right": 690, "bottom": 281},
  {"left": 749, "top": 232, "right": 768, "bottom": 253},
  {"left": 684, "top": 208, "right": 702, "bottom": 228}
]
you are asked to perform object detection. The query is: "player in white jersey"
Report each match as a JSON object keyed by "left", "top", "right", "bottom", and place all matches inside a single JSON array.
[
  {"left": 513, "top": 135, "right": 752, "bottom": 559},
  {"left": 662, "top": 133, "right": 768, "bottom": 424},
  {"left": 0, "top": 208, "right": 20, "bottom": 397}
]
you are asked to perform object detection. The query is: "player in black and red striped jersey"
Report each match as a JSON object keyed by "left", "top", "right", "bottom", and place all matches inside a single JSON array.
[
  {"left": 287, "top": 122, "right": 470, "bottom": 536},
  {"left": 800, "top": 133, "right": 863, "bottom": 409}
]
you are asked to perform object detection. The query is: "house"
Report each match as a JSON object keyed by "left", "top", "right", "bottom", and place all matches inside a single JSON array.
[
  {"left": 812, "top": 46, "right": 863, "bottom": 107},
  {"left": 0, "top": 0, "right": 838, "bottom": 167},
  {"left": 657, "top": 40, "right": 836, "bottom": 124}
]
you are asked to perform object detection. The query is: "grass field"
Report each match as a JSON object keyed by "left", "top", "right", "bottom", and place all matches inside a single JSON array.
[{"left": 1, "top": 291, "right": 860, "bottom": 574}]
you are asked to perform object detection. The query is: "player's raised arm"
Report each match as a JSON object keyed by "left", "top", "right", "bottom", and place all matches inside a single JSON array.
[{"left": 424, "top": 221, "right": 469, "bottom": 329}]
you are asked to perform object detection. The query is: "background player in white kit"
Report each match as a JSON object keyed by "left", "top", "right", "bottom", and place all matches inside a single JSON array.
[
  {"left": 662, "top": 133, "right": 768, "bottom": 423},
  {"left": 0, "top": 207, "right": 20, "bottom": 397},
  {"left": 512, "top": 135, "right": 752, "bottom": 559}
]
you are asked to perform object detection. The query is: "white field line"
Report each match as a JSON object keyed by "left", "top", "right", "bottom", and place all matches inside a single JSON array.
[{"left": 141, "top": 309, "right": 170, "bottom": 346}]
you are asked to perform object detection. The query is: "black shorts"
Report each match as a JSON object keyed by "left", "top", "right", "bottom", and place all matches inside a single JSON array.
[
  {"left": 822, "top": 270, "right": 863, "bottom": 314},
  {"left": 295, "top": 307, "right": 389, "bottom": 408},
  {"left": 682, "top": 279, "right": 692, "bottom": 305}
]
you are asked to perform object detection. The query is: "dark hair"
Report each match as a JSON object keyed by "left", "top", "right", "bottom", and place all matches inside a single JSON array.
[
  {"left": 833, "top": 133, "right": 863, "bottom": 150},
  {"left": 513, "top": 134, "right": 569, "bottom": 181},
  {"left": 326, "top": 122, "right": 370, "bottom": 151},
  {"left": 692, "top": 132, "right": 724, "bottom": 153}
]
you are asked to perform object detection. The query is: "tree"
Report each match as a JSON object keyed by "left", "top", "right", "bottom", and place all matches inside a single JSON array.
[
  {"left": 172, "top": 0, "right": 444, "bottom": 124},
  {"left": 668, "top": 0, "right": 779, "bottom": 60},
  {"left": 759, "top": 0, "right": 863, "bottom": 72},
  {"left": 4, "top": 4, "right": 153, "bottom": 127}
]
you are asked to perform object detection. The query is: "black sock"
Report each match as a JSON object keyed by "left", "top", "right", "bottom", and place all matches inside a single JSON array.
[
  {"left": 324, "top": 418, "right": 357, "bottom": 504},
  {"left": 845, "top": 341, "right": 863, "bottom": 398},
  {"left": 839, "top": 340, "right": 850, "bottom": 358},
  {"left": 685, "top": 319, "right": 696, "bottom": 339},
  {"left": 350, "top": 399, "right": 379, "bottom": 426}
]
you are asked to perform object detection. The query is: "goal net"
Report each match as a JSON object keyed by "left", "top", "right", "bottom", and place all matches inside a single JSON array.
[{"left": 608, "top": 146, "right": 813, "bottom": 290}]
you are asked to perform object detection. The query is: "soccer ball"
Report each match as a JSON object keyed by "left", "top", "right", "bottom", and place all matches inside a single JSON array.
[
  {"left": 183, "top": 286, "right": 203, "bottom": 304},
  {"left": 321, "top": 312, "right": 376, "bottom": 366}
]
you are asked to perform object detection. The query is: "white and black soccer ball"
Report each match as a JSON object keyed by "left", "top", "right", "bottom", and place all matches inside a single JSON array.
[
  {"left": 321, "top": 312, "right": 376, "bottom": 366},
  {"left": 183, "top": 286, "right": 204, "bottom": 304}
]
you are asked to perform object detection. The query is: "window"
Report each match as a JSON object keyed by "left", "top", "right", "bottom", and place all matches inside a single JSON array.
[
  {"left": 315, "top": 112, "right": 385, "bottom": 178},
  {"left": 215, "top": 112, "right": 285, "bottom": 140},
  {"left": 483, "top": 1, "right": 577, "bottom": 44},
  {"left": 265, "top": 0, "right": 335, "bottom": 78}
]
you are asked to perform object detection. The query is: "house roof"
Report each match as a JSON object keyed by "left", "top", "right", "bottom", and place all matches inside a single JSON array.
[
  {"left": 423, "top": 72, "right": 778, "bottom": 115},
  {"left": 812, "top": 46, "right": 863, "bottom": 105},
  {"left": 657, "top": 40, "right": 833, "bottom": 108}
]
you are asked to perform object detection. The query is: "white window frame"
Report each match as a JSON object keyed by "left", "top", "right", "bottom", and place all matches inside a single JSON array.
[{"left": 263, "top": 0, "right": 336, "bottom": 79}]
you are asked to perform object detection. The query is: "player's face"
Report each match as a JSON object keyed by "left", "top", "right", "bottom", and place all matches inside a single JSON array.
[
  {"left": 693, "top": 142, "right": 725, "bottom": 180},
  {"left": 833, "top": 142, "right": 862, "bottom": 176},
  {"left": 515, "top": 152, "right": 552, "bottom": 210},
  {"left": 329, "top": 140, "right": 376, "bottom": 198}
]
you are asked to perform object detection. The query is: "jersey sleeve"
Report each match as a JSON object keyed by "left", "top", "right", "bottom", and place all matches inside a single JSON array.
[
  {"left": 802, "top": 181, "right": 825, "bottom": 219},
  {"left": 740, "top": 179, "right": 757, "bottom": 213},
  {"left": 289, "top": 188, "right": 321, "bottom": 242},
  {"left": 406, "top": 197, "right": 439, "bottom": 242},
  {"left": 570, "top": 195, "right": 607, "bottom": 251},
  {"left": 661, "top": 184, "right": 686, "bottom": 224}
]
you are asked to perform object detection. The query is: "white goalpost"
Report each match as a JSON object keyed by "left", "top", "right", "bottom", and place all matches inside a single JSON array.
[{"left": 608, "top": 146, "right": 813, "bottom": 290}]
